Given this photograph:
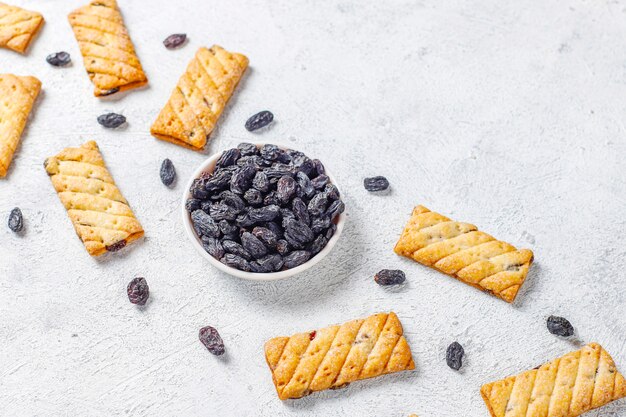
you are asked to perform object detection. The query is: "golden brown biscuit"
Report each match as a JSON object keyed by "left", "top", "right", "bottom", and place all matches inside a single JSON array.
[
  {"left": 0, "top": 74, "right": 41, "bottom": 177},
  {"left": 264, "top": 312, "right": 415, "bottom": 400},
  {"left": 44, "top": 141, "right": 143, "bottom": 256},
  {"left": 394, "top": 205, "right": 533, "bottom": 303},
  {"left": 150, "top": 45, "right": 248, "bottom": 150},
  {"left": 481, "top": 343, "right": 626, "bottom": 417},
  {"left": 68, "top": 0, "right": 147, "bottom": 97},
  {"left": 0, "top": 2, "right": 44, "bottom": 53}
]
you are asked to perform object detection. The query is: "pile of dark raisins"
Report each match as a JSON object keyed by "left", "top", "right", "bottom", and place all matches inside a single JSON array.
[{"left": 186, "top": 143, "right": 344, "bottom": 273}]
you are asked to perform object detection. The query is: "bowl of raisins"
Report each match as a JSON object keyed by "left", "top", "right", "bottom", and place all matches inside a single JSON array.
[{"left": 182, "top": 143, "right": 346, "bottom": 280}]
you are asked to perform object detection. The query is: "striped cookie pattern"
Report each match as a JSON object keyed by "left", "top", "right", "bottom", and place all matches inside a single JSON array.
[
  {"left": 44, "top": 141, "right": 144, "bottom": 256},
  {"left": 68, "top": 0, "right": 147, "bottom": 96},
  {"left": 394, "top": 205, "right": 533, "bottom": 303},
  {"left": 481, "top": 343, "right": 626, "bottom": 417},
  {"left": 264, "top": 312, "right": 415, "bottom": 400},
  {"left": 0, "top": 74, "right": 41, "bottom": 177},
  {"left": 0, "top": 2, "right": 44, "bottom": 53},
  {"left": 150, "top": 45, "right": 248, "bottom": 150}
]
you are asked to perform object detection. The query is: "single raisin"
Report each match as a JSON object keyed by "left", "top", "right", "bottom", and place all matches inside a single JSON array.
[
  {"left": 127, "top": 277, "right": 149, "bottom": 305},
  {"left": 8, "top": 207, "right": 23, "bottom": 233},
  {"left": 374, "top": 269, "right": 406, "bottom": 286},
  {"left": 97, "top": 113, "right": 126, "bottom": 128},
  {"left": 292, "top": 198, "right": 310, "bottom": 226},
  {"left": 308, "top": 234, "right": 328, "bottom": 255},
  {"left": 185, "top": 198, "right": 201, "bottom": 212},
  {"left": 324, "top": 184, "right": 340, "bottom": 200},
  {"left": 230, "top": 163, "right": 256, "bottom": 194},
  {"left": 219, "top": 191, "right": 245, "bottom": 211},
  {"left": 160, "top": 158, "right": 176, "bottom": 186},
  {"left": 276, "top": 239, "right": 290, "bottom": 255},
  {"left": 325, "top": 223, "right": 337, "bottom": 240},
  {"left": 252, "top": 171, "right": 270, "bottom": 192},
  {"left": 250, "top": 254, "right": 284, "bottom": 272},
  {"left": 209, "top": 204, "right": 239, "bottom": 222},
  {"left": 190, "top": 179, "right": 209, "bottom": 199},
  {"left": 312, "top": 159, "right": 325, "bottom": 176},
  {"left": 326, "top": 200, "right": 345, "bottom": 220},
  {"left": 277, "top": 176, "right": 297, "bottom": 203},
  {"left": 218, "top": 220, "right": 238, "bottom": 236},
  {"left": 202, "top": 236, "right": 225, "bottom": 259},
  {"left": 163, "top": 33, "right": 187, "bottom": 49},
  {"left": 259, "top": 144, "right": 281, "bottom": 161},
  {"left": 191, "top": 210, "right": 220, "bottom": 238},
  {"left": 216, "top": 148, "right": 241, "bottom": 168},
  {"left": 547, "top": 316, "right": 574, "bottom": 337},
  {"left": 296, "top": 171, "right": 315, "bottom": 198},
  {"left": 307, "top": 193, "right": 328, "bottom": 217},
  {"left": 236, "top": 205, "right": 280, "bottom": 227},
  {"left": 245, "top": 111, "right": 274, "bottom": 132},
  {"left": 283, "top": 250, "right": 311, "bottom": 268},
  {"left": 252, "top": 226, "right": 277, "bottom": 248},
  {"left": 311, "top": 175, "right": 329, "bottom": 190},
  {"left": 106, "top": 240, "right": 126, "bottom": 252},
  {"left": 220, "top": 254, "right": 251, "bottom": 271},
  {"left": 241, "top": 232, "right": 268, "bottom": 259},
  {"left": 199, "top": 326, "right": 225, "bottom": 355},
  {"left": 310, "top": 216, "right": 331, "bottom": 234},
  {"left": 222, "top": 240, "right": 253, "bottom": 260},
  {"left": 284, "top": 218, "right": 315, "bottom": 245},
  {"left": 364, "top": 176, "right": 390, "bottom": 192},
  {"left": 46, "top": 51, "right": 71, "bottom": 67},
  {"left": 237, "top": 142, "right": 259, "bottom": 156},
  {"left": 244, "top": 189, "right": 263, "bottom": 206},
  {"left": 446, "top": 342, "right": 464, "bottom": 370}
]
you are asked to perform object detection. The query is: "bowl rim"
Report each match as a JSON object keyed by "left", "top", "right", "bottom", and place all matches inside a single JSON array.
[{"left": 181, "top": 143, "right": 346, "bottom": 281}]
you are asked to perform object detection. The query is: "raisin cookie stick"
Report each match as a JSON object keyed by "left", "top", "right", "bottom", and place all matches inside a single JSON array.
[
  {"left": 0, "top": 74, "right": 41, "bottom": 177},
  {"left": 394, "top": 205, "right": 533, "bottom": 303},
  {"left": 44, "top": 141, "right": 144, "bottom": 256},
  {"left": 481, "top": 343, "right": 626, "bottom": 417},
  {"left": 68, "top": 0, "right": 147, "bottom": 97},
  {"left": 150, "top": 45, "right": 248, "bottom": 150},
  {"left": 264, "top": 312, "right": 415, "bottom": 400},
  {"left": 0, "top": 2, "right": 44, "bottom": 53}
]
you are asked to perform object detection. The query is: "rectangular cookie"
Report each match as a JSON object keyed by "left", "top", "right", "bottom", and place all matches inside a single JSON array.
[
  {"left": 0, "top": 74, "right": 41, "bottom": 177},
  {"left": 68, "top": 0, "right": 147, "bottom": 97},
  {"left": 481, "top": 343, "right": 626, "bottom": 417},
  {"left": 394, "top": 205, "right": 533, "bottom": 303},
  {"left": 44, "top": 141, "right": 144, "bottom": 256},
  {"left": 264, "top": 312, "right": 415, "bottom": 400},
  {"left": 150, "top": 45, "right": 248, "bottom": 150},
  {"left": 0, "top": 2, "right": 44, "bottom": 53}
]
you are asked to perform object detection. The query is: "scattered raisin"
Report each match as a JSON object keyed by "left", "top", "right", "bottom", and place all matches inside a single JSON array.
[
  {"left": 163, "top": 33, "right": 187, "bottom": 49},
  {"left": 446, "top": 342, "right": 464, "bottom": 370},
  {"left": 160, "top": 158, "right": 176, "bottom": 186},
  {"left": 46, "top": 51, "right": 71, "bottom": 67},
  {"left": 374, "top": 269, "right": 406, "bottom": 286},
  {"left": 8, "top": 207, "right": 23, "bottom": 233},
  {"left": 547, "top": 316, "right": 574, "bottom": 337},
  {"left": 364, "top": 176, "right": 389, "bottom": 192},
  {"left": 245, "top": 111, "right": 274, "bottom": 131},
  {"left": 97, "top": 113, "right": 126, "bottom": 128},
  {"left": 199, "top": 326, "right": 225, "bottom": 355},
  {"left": 127, "top": 277, "right": 149, "bottom": 305}
]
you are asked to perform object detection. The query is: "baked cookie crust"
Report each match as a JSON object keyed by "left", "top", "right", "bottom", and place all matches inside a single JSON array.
[
  {"left": 481, "top": 343, "right": 626, "bottom": 417},
  {"left": 0, "top": 74, "right": 41, "bottom": 177},
  {"left": 68, "top": 0, "right": 147, "bottom": 97},
  {"left": 264, "top": 312, "right": 415, "bottom": 400},
  {"left": 44, "top": 141, "right": 144, "bottom": 256},
  {"left": 0, "top": 2, "right": 44, "bottom": 53},
  {"left": 150, "top": 45, "right": 248, "bottom": 150},
  {"left": 394, "top": 205, "right": 533, "bottom": 303}
]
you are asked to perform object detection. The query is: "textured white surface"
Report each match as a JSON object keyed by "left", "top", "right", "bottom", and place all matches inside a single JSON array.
[{"left": 1, "top": 0, "right": 625, "bottom": 416}]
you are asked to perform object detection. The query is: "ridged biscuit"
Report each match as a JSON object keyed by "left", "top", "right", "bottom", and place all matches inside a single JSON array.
[
  {"left": 481, "top": 343, "right": 626, "bottom": 417},
  {"left": 150, "top": 45, "right": 248, "bottom": 150},
  {"left": 0, "top": 2, "right": 44, "bottom": 53},
  {"left": 44, "top": 141, "right": 143, "bottom": 256},
  {"left": 0, "top": 74, "right": 41, "bottom": 177},
  {"left": 394, "top": 205, "right": 533, "bottom": 302},
  {"left": 264, "top": 312, "right": 415, "bottom": 400},
  {"left": 68, "top": 0, "right": 147, "bottom": 96}
]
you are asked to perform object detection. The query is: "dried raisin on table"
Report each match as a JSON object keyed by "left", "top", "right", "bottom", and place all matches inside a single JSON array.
[
  {"left": 446, "top": 342, "right": 464, "bottom": 370},
  {"left": 8, "top": 207, "right": 23, "bottom": 233},
  {"left": 374, "top": 269, "right": 406, "bottom": 286},
  {"left": 283, "top": 250, "right": 311, "bottom": 268},
  {"left": 191, "top": 210, "right": 220, "bottom": 238},
  {"left": 160, "top": 158, "right": 176, "bottom": 186},
  {"left": 163, "top": 33, "right": 187, "bottom": 49},
  {"left": 547, "top": 316, "right": 574, "bottom": 337},
  {"left": 245, "top": 111, "right": 274, "bottom": 132},
  {"left": 97, "top": 113, "right": 126, "bottom": 128},
  {"left": 199, "top": 326, "right": 225, "bottom": 355},
  {"left": 46, "top": 51, "right": 71, "bottom": 67},
  {"left": 364, "top": 176, "right": 389, "bottom": 192},
  {"left": 127, "top": 277, "right": 149, "bottom": 305}
]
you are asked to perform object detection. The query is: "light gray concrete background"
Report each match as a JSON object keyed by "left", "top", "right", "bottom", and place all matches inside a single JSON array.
[{"left": 1, "top": 0, "right": 625, "bottom": 416}]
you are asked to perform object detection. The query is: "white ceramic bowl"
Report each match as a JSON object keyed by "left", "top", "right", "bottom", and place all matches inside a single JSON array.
[{"left": 181, "top": 144, "right": 346, "bottom": 281}]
